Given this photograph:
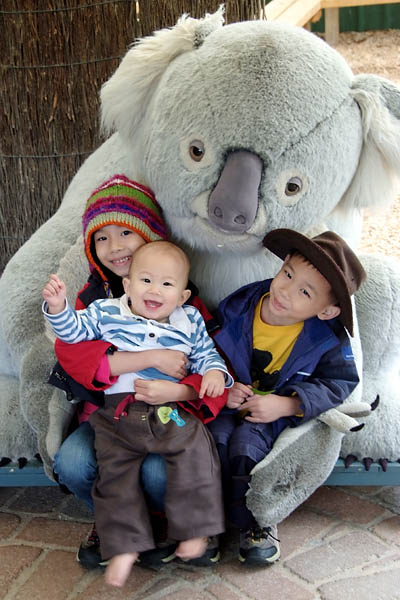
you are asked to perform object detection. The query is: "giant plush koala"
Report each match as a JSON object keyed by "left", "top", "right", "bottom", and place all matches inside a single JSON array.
[{"left": 1, "top": 9, "right": 400, "bottom": 524}]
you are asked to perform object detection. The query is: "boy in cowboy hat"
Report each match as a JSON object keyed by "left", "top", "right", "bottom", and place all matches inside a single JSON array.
[{"left": 208, "top": 229, "right": 366, "bottom": 567}]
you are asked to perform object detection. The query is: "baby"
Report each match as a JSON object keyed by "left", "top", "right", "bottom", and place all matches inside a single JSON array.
[{"left": 43, "top": 241, "right": 232, "bottom": 587}]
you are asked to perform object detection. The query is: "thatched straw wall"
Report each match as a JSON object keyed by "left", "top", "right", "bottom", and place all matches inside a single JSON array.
[{"left": 0, "top": 1, "right": 265, "bottom": 274}]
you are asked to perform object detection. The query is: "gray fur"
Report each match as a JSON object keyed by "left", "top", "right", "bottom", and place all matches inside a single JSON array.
[{"left": 0, "top": 13, "right": 399, "bottom": 522}]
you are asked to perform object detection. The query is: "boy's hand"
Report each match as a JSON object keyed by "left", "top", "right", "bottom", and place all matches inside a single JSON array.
[
  {"left": 153, "top": 349, "right": 188, "bottom": 379},
  {"left": 42, "top": 274, "right": 67, "bottom": 314},
  {"left": 227, "top": 382, "right": 254, "bottom": 409},
  {"left": 199, "top": 369, "right": 225, "bottom": 398},
  {"left": 242, "top": 393, "right": 302, "bottom": 423}
]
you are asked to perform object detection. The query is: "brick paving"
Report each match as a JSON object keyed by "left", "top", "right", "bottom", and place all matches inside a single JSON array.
[{"left": 1, "top": 484, "right": 400, "bottom": 599}]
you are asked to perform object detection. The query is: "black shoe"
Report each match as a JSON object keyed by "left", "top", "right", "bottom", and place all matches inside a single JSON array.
[
  {"left": 149, "top": 510, "right": 169, "bottom": 546},
  {"left": 239, "top": 525, "right": 280, "bottom": 566},
  {"left": 77, "top": 523, "right": 109, "bottom": 569},
  {"left": 137, "top": 542, "right": 177, "bottom": 570},
  {"left": 177, "top": 536, "right": 220, "bottom": 567}
]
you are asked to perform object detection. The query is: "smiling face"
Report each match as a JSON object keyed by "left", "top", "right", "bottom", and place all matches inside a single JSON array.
[
  {"left": 123, "top": 241, "right": 191, "bottom": 322},
  {"left": 93, "top": 225, "right": 146, "bottom": 278},
  {"left": 261, "top": 253, "right": 341, "bottom": 327}
]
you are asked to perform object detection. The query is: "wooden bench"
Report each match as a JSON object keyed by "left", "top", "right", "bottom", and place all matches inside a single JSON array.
[
  {"left": 0, "top": 460, "right": 57, "bottom": 487},
  {"left": 1, "top": 458, "right": 399, "bottom": 487},
  {"left": 265, "top": 0, "right": 400, "bottom": 45}
]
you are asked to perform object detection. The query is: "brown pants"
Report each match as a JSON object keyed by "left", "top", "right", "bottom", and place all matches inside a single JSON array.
[{"left": 90, "top": 395, "right": 225, "bottom": 560}]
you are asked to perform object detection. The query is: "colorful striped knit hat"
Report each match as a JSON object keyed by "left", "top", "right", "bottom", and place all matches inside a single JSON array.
[{"left": 82, "top": 174, "right": 168, "bottom": 281}]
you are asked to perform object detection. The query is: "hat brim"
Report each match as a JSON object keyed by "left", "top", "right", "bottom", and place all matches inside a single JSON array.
[{"left": 263, "top": 229, "right": 354, "bottom": 335}]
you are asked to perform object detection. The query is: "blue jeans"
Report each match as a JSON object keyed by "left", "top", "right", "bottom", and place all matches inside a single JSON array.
[{"left": 53, "top": 421, "right": 167, "bottom": 512}]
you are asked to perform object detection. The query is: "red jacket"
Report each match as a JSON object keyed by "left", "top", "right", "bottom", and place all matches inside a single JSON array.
[{"left": 54, "top": 277, "right": 226, "bottom": 424}]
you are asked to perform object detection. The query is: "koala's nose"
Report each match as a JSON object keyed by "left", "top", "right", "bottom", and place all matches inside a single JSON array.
[{"left": 208, "top": 150, "right": 263, "bottom": 233}]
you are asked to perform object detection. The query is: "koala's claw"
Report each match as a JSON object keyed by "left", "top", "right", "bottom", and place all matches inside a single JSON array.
[
  {"left": 378, "top": 458, "right": 389, "bottom": 472},
  {"left": 363, "top": 457, "right": 373, "bottom": 471},
  {"left": 0, "top": 457, "right": 31, "bottom": 469},
  {"left": 370, "top": 395, "right": 380, "bottom": 411},
  {"left": 344, "top": 454, "right": 358, "bottom": 468},
  {"left": 344, "top": 455, "right": 394, "bottom": 471},
  {"left": 349, "top": 423, "right": 365, "bottom": 432}
]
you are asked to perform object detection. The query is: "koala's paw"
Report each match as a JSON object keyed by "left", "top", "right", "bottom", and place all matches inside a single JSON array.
[{"left": 317, "top": 395, "right": 380, "bottom": 434}]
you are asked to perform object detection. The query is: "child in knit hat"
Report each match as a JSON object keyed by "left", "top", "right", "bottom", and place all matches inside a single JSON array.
[
  {"left": 50, "top": 175, "right": 225, "bottom": 572},
  {"left": 51, "top": 175, "right": 172, "bottom": 428},
  {"left": 43, "top": 240, "right": 232, "bottom": 587}
]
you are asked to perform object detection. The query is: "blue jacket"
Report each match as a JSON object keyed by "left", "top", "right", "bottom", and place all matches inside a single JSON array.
[{"left": 214, "top": 279, "right": 360, "bottom": 423}]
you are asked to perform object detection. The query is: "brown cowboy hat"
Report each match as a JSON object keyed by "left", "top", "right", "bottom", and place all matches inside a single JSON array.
[{"left": 263, "top": 229, "right": 366, "bottom": 336}]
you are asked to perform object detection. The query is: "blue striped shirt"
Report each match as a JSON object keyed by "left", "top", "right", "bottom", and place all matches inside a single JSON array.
[{"left": 43, "top": 294, "right": 233, "bottom": 394}]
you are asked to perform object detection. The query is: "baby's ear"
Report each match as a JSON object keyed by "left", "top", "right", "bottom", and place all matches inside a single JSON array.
[
  {"left": 317, "top": 304, "right": 341, "bottom": 322},
  {"left": 180, "top": 288, "right": 192, "bottom": 306},
  {"left": 122, "top": 277, "right": 130, "bottom": 295}
]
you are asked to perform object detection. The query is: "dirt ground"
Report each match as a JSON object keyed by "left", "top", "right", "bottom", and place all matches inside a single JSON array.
[{"left": 334, "top": 29, "right": 400, "bottom": 260}]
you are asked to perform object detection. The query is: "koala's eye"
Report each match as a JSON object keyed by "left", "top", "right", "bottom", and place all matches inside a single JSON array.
[
  {"left": 189, "top": 140, "right": 205, "bottom": 162},
  {"left": 276, "top": 170, "right": 308, "bottom": 207},
  {"left": 285, "top": 177, "right": 303, "bottom": 196}
]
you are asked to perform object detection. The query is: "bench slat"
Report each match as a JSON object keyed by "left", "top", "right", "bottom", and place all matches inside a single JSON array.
[
  {"left": 1, "top": 459, "right": 399, "bottom": 487},
  {"left": 0, "top": 460, "right": 57, "bottom": 487}
]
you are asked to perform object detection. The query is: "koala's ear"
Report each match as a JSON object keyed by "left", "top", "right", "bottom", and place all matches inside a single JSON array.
[
  {"left": 338, "top": 74, "right": 400, "bottom": 213},
  {"left": 100, "top": 7, "right": 224, "bottom": 140}
]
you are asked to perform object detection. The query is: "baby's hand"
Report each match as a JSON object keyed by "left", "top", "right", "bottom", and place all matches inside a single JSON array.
[
  {"left": 199, "top": 370, "right": 225, "bottom": 398},
  {"left": 227, "top": 382, "right": 254, "bottom": 409},
  {"left": 42, "top": 274, "right": 67, "bottom": 314}
]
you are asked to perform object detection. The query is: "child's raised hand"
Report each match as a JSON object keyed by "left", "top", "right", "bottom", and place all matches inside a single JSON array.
[
  {"left": 42, "top": 274, "right": 67, "bottom": 314},
  {"left": 199, "top": 369, "right": 225, "bottom": 398},
  {"left": 227, "top": 382, "right": 254, "bottom": 409}
]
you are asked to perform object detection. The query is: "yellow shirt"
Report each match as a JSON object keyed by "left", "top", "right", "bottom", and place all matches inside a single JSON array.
[{"left": 251, "top": 294, "right": 303, "bottom": 394}]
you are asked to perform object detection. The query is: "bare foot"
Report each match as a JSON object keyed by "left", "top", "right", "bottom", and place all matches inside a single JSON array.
[
  {"left": 104, "top": 551, "right": 139, "bottom": 588},
  {"left": 175, "top": 536, "right": 207, "bottom": 561}
]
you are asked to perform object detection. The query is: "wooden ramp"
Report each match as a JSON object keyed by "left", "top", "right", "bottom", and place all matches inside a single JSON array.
[{"left": 265, "top": 0, "right": 400, "bottom": 45}]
